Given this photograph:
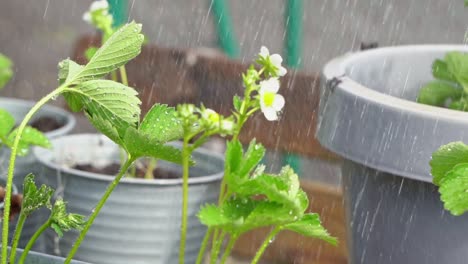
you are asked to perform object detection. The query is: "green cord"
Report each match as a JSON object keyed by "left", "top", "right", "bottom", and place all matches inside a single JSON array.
[
  {"left": 282, "top": 0, "right": 303, "bottom": 173},
  {"left": 210, "top": 0, "right": 239, "bottom": 58},
  {"left": 108, "top": 0, "right": 128, "bottom": 27}
]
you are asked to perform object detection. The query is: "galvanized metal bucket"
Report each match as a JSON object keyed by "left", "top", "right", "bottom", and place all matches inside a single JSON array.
[
  {"left": 2, "top": 247, "right": 89, "bottom": 264},
  {"left": 317, "top": 45, "right": 468, "bottom": 264},
  {"left": 34, "top": 133, "right": 224, "bottom": 264},
  {"left": 0, "top": 97, "right": 76, "bottom": 252}
]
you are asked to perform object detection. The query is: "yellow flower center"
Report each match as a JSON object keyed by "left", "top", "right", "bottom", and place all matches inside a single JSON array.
[{"left": 263, "top": 92, "right": 275, "bottom": 107}]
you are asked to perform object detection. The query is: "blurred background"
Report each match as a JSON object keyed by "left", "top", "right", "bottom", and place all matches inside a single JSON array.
[{"left": 1, "top": 0, "right": 468, "bottom": 263}]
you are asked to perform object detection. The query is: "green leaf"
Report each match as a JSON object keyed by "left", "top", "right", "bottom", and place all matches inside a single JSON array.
[
  {"left": 197, "top": 204, "right": 231, "bottom": 227},
  {"left": 465, "top": 0, "right": 468, "bottom": 7},
  {"left": 226, "top": 140, "right": 243, "bottom": 176},
  {"left": 0, "top": 53, "right": 13, "bottom": 90},
  {"left": 438, "top": 163, "right": 468, "bottom": 215},
  {"left": 84, "top": 47, "right": 99, "bottom": 61},
  {"left": 7, "top": 126, "right": 51, "bottom": 156},
  {"left": 430, "top": 142, "right": 468, "bottom": 185},
  {"left": 123, "top": 127, "right": 186, "bottom": 164},
  {"left": 0, "top": 109, "right": 15, "bottom": 138},
  {"left": 432, "top": 59, "right": 457, "bottom": 83},
  {"left": 233, "top": 95, "right": 242, "bottom": 112},
  {"left": 75, "top": 79, "right": 141, "bottom": 137},
  {"left": 58, "top": 59, "right": 84, "bottom": 86},
  {"left": 237, "top": 140, "right": 265, "bottom": 178},
  {"left": 139, "top": 104, "right": 183, "bottom": 143},
  {"left": 65, "top": 22, "right": 144, "bottom": 85},
  {"left": 236, "top": 166, "right": 308, "bottom": 213},
  {"left": 445, "top": 51, "right": 468, "bottom": 91},
  {"left": 242, "top": 201, "right": 299, "bottom": 233},
  {"left": 21, "top": 174, "right": 54, "bottom": 216},
  {"left": 417, "top": 81, "right": 461, "bottom": 107},
  {"left": 283, "top": 213, "right": 337, "bottom": 245},
  {"left": 86, "top": 112, "right": 124, "bottom": 146},
  {"left": 50, "top": 199, "right": 86, "bottom": 237}
]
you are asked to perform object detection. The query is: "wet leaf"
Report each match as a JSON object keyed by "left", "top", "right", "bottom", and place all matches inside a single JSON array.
[
  {"left": 7, "top": 126, "right": 51, "bottom": 156},
  {"left": 21, "top": 174, "right": 54, "bottom": 216},
  {"left": 0, "top": 109, "right": 15, "bottom": 138},
  {"left": 63, "top": 22, "right": 144, "bottom": 85},
  {"left": 438, "top": 163, "right": 468, "bottom": 216},
  {"left": 50, "top": 199, "right": 86, "bottom": 237},
  {"left": 123, "top": 127, "right": 186, "bottom": 164},
  {"left": 139, "top": 104, "right": 183, "bottom": 143},
  {"left": 283, "top": 213, "right": 337, "bottom": 245},
  {"left": 0, "top": 53, "right": 13, "bottom": 90},
  {"left": 431, "top": 142, "right": 468, "bottom": 185},
  {"left": 417, "top": 81, "right": 461, "bottom": 107},
  {"left": 432, "top": 59, "right": 456, "bottom": 83}
]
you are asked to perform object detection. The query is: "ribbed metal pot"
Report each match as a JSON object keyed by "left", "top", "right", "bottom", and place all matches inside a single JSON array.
[
  {"left": 3, "top": 247, "right": 89, "bottom": 264},
  {"left": 34, "top": 133, "right": 224, "bottom": 264},
  {"left": 0, "top": 97, "right": 76, "bottom": 252},
  {"left": 317, "top": 45, "right": 468, "bottom": 264}
]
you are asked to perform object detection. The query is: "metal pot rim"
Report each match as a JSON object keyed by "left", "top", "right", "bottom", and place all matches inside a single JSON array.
[
  {"left": 0, "top": 97, "right": 76, "bottom": 138},
  {"left": 34, "top": 133, "right": 224, "bottom": 186}
]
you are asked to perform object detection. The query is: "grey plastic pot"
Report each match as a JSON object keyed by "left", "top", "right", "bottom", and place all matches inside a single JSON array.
[
  {"left": 0, "top": 97, "right": 76, "bottom": 252},
  {"left": 317, "top": 45, "right": 468, "bottom": 264},
  {"left": 34, "top": 133, "right": 224, "bottom": 264}
]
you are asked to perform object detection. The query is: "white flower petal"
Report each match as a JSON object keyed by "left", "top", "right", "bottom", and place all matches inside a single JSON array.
[
  {"left": 259, "top": 46, "right": 269, "bottom": 58},
  {"left": 82, "top": 12, "right": 92, "bottom": 23},
  {"left": 90, "top": 0, "right": 109, "bottom": 11},
  {"left": 273, "top": 94, "right": 285, "bottom": 111},
  {"left": 278, "top": 66, "right": 287, "bottom": 76},
  {"left": 270, "top": 54, "right": 283, "bottom": 66},
  {"left": 263, "top": 107, "right": 278, "bottom": 121},
  {"left": 221, "top": 120, "right": 234, "bottom": 131},
  {"left": 259, "top": 78, "right": 280, "bottom": 93}
]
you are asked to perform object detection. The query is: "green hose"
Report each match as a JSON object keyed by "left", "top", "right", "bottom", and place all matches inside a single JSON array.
[
  {"left": 108, "top": 0, "right": 128, "bottom": 27},
  {"left": 210, "top": 0, "right": 239, "bottom": 58},
  {"left": 283, "top": 0, "right": 303, "bottom": 172}
]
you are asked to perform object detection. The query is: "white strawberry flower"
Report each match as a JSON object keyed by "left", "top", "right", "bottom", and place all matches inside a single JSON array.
[
  {"left": 258, "top": 46, "right": 287, "bottom": 77},
  {"left": 258, "top": 78, "right": 285, "bottom": 121},
  {"left": 82, "top": 0, "right": 109, "bottom": 24}
]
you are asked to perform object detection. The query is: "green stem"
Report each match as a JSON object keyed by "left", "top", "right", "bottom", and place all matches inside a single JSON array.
[
  {"left": 210, "top": 230, "right": 226, "bottom": 264},
  {"left": 18, "top": 218, "right": 52, "bottom": 264},
  {"left": 9, "top": 212, "right": 27, "bottom": 263},
  {"left": 179, "top": 136, "right": 192, "bottom": 264},
  {"left": 220, "top": 234, "right": 238, "bottom": 264},
  {"left": 119, "top": 66, "right": 128, "bottom": 86},
  {"left": 144, "top": 158, "right": 157, "bottom": 179},
  {"left": 195, "top": 227, "right": 213, "bottom": 264},
  {"left": 250, "top": 226, "right": 281, "bottom": 264},
  {"left": 111, "top": 71, "right": 118, "bottom": 82},
  {"left": 1, "top": 87, "right": 65, "bottom": 264},
  {"left": 65, "top": 157, "right": 135, "bottom": 263}
]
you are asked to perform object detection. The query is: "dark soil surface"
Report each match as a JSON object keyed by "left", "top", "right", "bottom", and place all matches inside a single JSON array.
[
  {"left": 73, "top": 162, "right": 181, "bottom": 179},
  {"left": 30, "top": 116, "right": 63, "bottom": 132}
]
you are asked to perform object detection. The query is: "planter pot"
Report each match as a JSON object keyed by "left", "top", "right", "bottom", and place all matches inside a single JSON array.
[
  {"left": 3, "top": 247, "right": 89, "bottom": 264},
  {"left": 316, "top": 45, "right": 468, "bottom": 264},
  {"left": 0, "top": 97, "right": 76, "bottom": 252},
  {"left": 34, "top": 134, "right": 224, "bottom": 264}
]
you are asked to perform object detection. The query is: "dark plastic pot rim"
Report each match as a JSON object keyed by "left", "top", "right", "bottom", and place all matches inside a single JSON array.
[
  {"left": 325, "top": 45, "right": 468, "bottom": 121},
  {"left": 34, "top": 133, "right": 224, "bottom": 186}
]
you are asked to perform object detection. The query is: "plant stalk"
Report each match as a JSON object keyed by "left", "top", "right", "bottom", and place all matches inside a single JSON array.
[
  {"left": 210, "top": 230, "right": 226, "bottom": 264},
  {"left": 64, "top": 157, "right": 135, "bottom": 263},
  {"left": 195, "top": 227, "right": 213, "bottom": 264},
  {"left": 179, "top": 136, "right": 192, "bottom": 264},
  {"left": 18, "top": 218, "right": 52, "bottom": 264},
  {"left": 9, "top": 212, "right": 28, "bottom": 263},
  {"left": 144, "top": 158, "right": 157, "bottom": 179},
  {"left": 250, "top": 226, "right": 281, "bottom": 264},
  {"left": 220, "top": 234, "right": 238, "bottom": 264},
  {"left": 119, "top": 66, "right": 129, "bottom": 86},
  {"left": 1, "top": 87, "right": 65, "bottom": 264}
]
